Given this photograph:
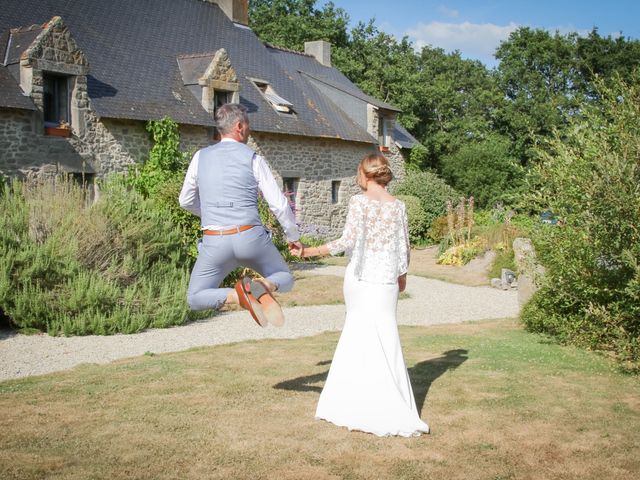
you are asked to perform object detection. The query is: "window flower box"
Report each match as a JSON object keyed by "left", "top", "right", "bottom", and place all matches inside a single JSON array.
[{"left": 45, "top": 126, "right": 71, "bottom": 137}]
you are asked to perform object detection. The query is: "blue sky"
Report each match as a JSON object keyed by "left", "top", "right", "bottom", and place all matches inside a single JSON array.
[{"left": 325, "top": 1, "right": 640, "bottom": 66}]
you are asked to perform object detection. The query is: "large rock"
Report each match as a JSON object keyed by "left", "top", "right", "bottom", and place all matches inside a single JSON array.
[{"left": 512, "top": 238, "right": 546, "bottom": 307}]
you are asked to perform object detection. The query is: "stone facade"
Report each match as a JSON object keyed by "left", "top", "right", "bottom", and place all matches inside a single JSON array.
[
  {"left": 0, "top": 108, "right": 87, "bottom": 177},
  {"left": 0, "top": 106, "right": 214, "bottom": 178}
]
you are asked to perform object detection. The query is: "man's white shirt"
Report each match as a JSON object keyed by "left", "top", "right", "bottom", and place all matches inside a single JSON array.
[{"left": 178, "top": 138, "right": 300, "bottom": 242}]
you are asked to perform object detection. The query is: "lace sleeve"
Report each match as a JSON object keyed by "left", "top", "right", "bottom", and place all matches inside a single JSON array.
[
  {"left": 398, "top": 202, "right": 410, "bottom": 275},
  {"left": 326, "top": 196, "right": 361, "bottom": 256}
]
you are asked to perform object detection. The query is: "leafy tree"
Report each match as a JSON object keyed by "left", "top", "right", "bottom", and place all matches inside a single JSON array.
[
  {"left": 412, "top": 47, "right": 503, "bottom": 168},
  {"left": 494, "top": 27, "right": 640, "bottom": 168},
  {"left": 574, "top": 28, "right": 640, "bottom": 97},
  {"left": 494, "top": 27, "right": 581, "bottom": 166},
  {"left": 249, "top": 0, "right": 350, "bottom": 50},
  {"left": 440, "top": 134, "right": 525, "bottom": 208},
  {"left": 522, "top": 74, "right": 640, "bottom": 367}
]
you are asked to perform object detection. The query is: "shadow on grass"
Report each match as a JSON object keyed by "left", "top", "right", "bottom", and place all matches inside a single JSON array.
[
  {"left": 274, "top": 360, "right": 331, "bottom": 393},
  {"left": 410, "top": 349, "right": 468, "bottom": 414},
  {"left": 273, "top": 350, "right": 468, "bottom": 414}
]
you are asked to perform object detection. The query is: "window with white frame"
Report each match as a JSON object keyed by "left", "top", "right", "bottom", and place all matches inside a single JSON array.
[{"left": 377, "top": 115, "right": 391, "bottom": 149}]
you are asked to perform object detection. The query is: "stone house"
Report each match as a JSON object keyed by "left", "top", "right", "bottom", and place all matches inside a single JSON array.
[{"left": 0, "top": 0, "right": 418, "bottom": 236}]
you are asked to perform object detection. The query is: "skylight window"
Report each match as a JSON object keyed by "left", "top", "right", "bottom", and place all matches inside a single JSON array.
[{"left": 250, "top": 78, "right": 295, "bottom": 114}]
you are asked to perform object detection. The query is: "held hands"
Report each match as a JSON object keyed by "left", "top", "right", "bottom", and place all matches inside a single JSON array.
[
  {"left": 289, "top": 242, "right": 328, "bottom": 258},
  {"left": 288, "top": 241, "right": 305, "bottom": 257},
  {"left": 398, "top": 274, "right": 407, "bottom": 293}
]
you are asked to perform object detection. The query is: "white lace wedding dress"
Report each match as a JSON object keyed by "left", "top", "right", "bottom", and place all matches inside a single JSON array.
[{"left": 315, "top": 194, "right": 430, "bottom": 437}]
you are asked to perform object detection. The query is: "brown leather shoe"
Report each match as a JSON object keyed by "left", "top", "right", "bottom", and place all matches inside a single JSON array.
[
  {"left": 250, "top": 278, "right": 285, "bottom": 327},
  {"left": 234, "top": 277, "right": 268, "bottom": 327}
]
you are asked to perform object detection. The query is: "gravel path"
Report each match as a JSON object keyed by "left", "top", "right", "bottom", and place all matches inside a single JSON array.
[{"left": 0, "top": 265, "right": 520, "bottom": 381}]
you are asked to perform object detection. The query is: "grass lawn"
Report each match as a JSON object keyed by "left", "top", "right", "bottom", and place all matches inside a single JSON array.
[{"left": 1, "top": 319, "right": 639, "bottom": 479}]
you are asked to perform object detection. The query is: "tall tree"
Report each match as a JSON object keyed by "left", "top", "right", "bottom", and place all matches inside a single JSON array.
[
  {"left": 248, "top": 0, "right": 350, "bottom": 50},
  {"left": 494, "top": 26, "right": 640, "bottom": 166},
  {"left": 574, "top": 28, "right": 640, "bottom": 97},
  {"left": 408, "top": 46, "right": 503, "bottom": 168},
  {"left": 494, "top": 27, "right": 580, "bottom": 166}
]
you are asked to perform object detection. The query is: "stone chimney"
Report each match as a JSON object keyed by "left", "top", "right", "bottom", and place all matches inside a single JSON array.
[
  {"left": 304, "top": 40, "right": 331, "bottom": 67},
  {"left": 205, "top": 0, "right": 248, "bottom": 26}
]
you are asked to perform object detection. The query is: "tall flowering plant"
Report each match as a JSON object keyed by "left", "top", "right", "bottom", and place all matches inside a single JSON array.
[{"left": 438, "top": 196, "right": 485, "bottom": 266}]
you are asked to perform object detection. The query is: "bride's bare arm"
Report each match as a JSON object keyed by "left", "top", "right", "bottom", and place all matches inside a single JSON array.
[{"left": 301, "top": 245, "right": 330, "bottom": 257}]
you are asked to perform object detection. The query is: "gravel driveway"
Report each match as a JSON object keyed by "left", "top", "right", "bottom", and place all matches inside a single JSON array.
[{"left": 0, "top": 265, "right": 520, "bottom": 381}]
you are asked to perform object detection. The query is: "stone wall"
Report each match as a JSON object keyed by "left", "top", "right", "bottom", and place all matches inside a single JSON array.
[
  {"left": 0, "top": 108, "right": 89, "bottom": 177},
  {"left": 385, "top": 142, "right": 407, "bottom": 186},
  {"left": 180, "top": 125, "right": 214, "bottom": 154}
]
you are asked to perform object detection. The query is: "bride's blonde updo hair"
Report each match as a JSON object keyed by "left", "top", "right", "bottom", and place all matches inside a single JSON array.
[{"left": 358, "top": 153, "right": 393, "bottom": 187}]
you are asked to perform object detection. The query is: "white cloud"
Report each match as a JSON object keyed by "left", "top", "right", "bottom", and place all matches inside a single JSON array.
[
  {"left": 406, "top": 21, "right": 520, "bottom": 65},
  {"left": 437, "top": 5, "right": 459, "bottom": 18}
]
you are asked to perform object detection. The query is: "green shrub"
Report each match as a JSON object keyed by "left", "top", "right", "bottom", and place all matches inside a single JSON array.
[
  {"left": 427, "top": 215, "right": 450, "bottom": 243},
  {"left": 406, "top": 143, "right": 429, "bottom": 171},
  {"left": 0, "top": 177, "right": 205, "bottom": 336},
  {"left": 129, "top": 117, "right": 190, "bottom": 198},
  {"left": 521, "top": 74, "right": 640, "bottom": 367},
  {"left": 440, "top": 134, "right": 525, "bottom": 208},
  {"left": 391, "top": 170, "right": 459, "bottom": 232},
  {"left": 396, "top": 195, "right": 428, "bottom": 244}
]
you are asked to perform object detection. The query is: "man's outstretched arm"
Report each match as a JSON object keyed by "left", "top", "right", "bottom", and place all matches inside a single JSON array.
[{"left": 253, "top": 154, "right": 300, "bottom": 243}]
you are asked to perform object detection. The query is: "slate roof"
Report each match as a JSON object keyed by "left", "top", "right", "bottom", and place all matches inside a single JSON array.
[
  {"left": 393, "top": 123, "right": 419, "bottom": 149},
  {"left": 267, "top": 45, "right": 400, "bottom": 113},
  {"left": 0, "top": 0, "right": 412, "bottom": 145},
  {"left": 0, "top": 66, "right": 36, "bottom": 110},
  {"left": 267, "top": 45, "right": 418, "bottom": 149}
]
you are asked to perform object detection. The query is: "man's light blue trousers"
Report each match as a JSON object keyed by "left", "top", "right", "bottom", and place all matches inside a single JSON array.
[{"left": 187, "top": 226, "right": 294, "bottom": 310}]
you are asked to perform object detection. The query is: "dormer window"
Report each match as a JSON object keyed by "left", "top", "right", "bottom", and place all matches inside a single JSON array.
[
  {"left": 250, "top": 78, "right": 295, "bottom": 114},
  {"left": 43, "top": 73, "right": 70, "bottom": 128}
]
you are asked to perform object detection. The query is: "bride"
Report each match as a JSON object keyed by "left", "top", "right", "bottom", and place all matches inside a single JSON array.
[{"left": 292, "top": 154, "right": 430, "bottom": 437}]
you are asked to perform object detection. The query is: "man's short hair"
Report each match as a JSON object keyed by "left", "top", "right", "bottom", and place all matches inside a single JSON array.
[{"left": 215, "top": 104, "right": 249, "bottom": 134}]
